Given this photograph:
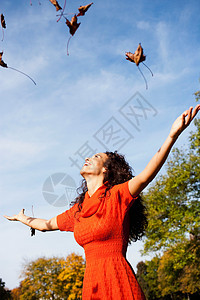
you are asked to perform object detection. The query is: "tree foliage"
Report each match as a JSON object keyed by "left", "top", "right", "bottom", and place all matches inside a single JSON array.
[
  {"left": 194, "top": 90, "right": 200, "bottom": 102},
  {"left": 139, "top": 93, "right": 200, "bottom": 299},
  {"left": 143, "top": 116, "right": 200, "bottom": 254},
  {"left": 137, "top": 239, "right": 200, "bottom": 299},
  {"left": 137, "top": 91, "right": 200, "bottom": 300},
  {"left": 10, "top": 286, "right": 21, "bottom": 300},
  {"left": 19, "top": 256, "right": 66, "bottom": 300},
  {"left": 14, "top": 253, "right": 85, "bottom": 300},
  {"left": 136, "top": 257, "right": 161, "bottom": 300},
  {"left": 158, "top": 239, "right": 200, "bottom": 297},
  {"left": 58, "top": 253, "right": 85, "bottom": 300},
  {"left": 0, "top": 278, "right": 11, "bottom": 299}
]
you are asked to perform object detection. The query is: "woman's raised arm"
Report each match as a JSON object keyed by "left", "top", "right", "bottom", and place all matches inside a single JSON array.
[
  {"left": 128, "top": 104, "right": 200, "bottom": 196},
  {"left": 4, "top": 209, "right": 59, "bottom": 231}
]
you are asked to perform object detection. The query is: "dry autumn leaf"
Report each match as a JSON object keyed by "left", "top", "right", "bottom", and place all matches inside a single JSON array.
[
  {"left": 66, "top": 14, "right": 80, "bottom": 36},
  {"left": 77, "top": 2, "right": 93, "bottom": 16},
  {"left": 126, "top": 43, "right": 145, "bottom": 66},
  {"left": 0, "top": 51, "right": 36, "bottom": 85},
  {"left": 126, "top": 43, "right": 153, "bottom": 89},
  {"left": 1, "top": 14, "right": 6, "bottom": 41},
  {"left": 0, "top": 51, "right": 7, "bottom": 67},
  {"left": 49, "top": 0, "right": 62, "bottom": 11},
  {"left": 1, "top": 14, "right": 6, "bottom": 29},
  {"left": 65, "top": 15, "right": 81, "bottom": 55}
]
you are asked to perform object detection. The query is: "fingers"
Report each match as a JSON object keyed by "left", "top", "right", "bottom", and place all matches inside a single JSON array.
[
  {"left": 4, "top": 208, "right": 25, "bottom": 221},
  {"left": 187, "top": 105, "right": 200, "bottom": 125},
  {"left": 4, "top": 215, "right": 16, "bottom": 221},
  {"left": 183, "top": 105, "right": 199, "bottom": 127},
  {"left": 185, "top": 107, "right": 193, "bottom": 125},
  {"left": 191, "top": 104, "right": 200, "bottom": 119},
  {"left": 20, "top": 208, "right": 25, "bottom": 214}
]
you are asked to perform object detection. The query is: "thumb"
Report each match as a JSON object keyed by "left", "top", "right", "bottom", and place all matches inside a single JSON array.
[{"left": 20, "top": 208, "right": 25, "bottom": 214}]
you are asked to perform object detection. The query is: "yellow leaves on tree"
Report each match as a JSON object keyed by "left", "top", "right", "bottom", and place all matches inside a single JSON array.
[
  {"left": 157, "top": 239, "right": 200, "bottom": 297},
  {"left": 19, "top": 256, "right": 68, "bottom": 299},
  {"left": 16, "top": 254, "right": 85, "bottom": 299},
  {"left": 58, "top": 253, "right": 86, "bottom": 300}
]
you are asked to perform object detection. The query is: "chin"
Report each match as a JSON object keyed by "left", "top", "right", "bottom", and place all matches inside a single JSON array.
[{"left": 80, "top": 169, "right": 86, "bottom": 177}]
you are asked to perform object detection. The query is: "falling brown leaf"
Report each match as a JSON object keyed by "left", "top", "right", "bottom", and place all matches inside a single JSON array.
[
  {"left": 125, "top": 43, "right": 146, "bottom": 66},
  {"left": 65, "top": 15, "right": 81, "bottom": 55},
  {"left": 0, "top": 52, "right": 8, "bottom": 68},
  {"left": 49, "top": 0, "right": 62, "bottom": 11},
  {"left": 66, "top": 14, "right": 80, "bottom": 36},
  {"left": 1, "top": 14, "right": 6, "bottom": 29},
  {"left": 77, "top": 2, "right": 93, "bottom": 16},
  {"left": 125, "top": 43, "right": 153, "bottom": 89}
]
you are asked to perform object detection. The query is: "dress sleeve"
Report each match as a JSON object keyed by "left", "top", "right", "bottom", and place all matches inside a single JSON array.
[
  {"left": 56, "top": 203, "right": 78, "bottom": 232},
  {"left": 114, "top": 181, "right": 138, "bottom": 213}
]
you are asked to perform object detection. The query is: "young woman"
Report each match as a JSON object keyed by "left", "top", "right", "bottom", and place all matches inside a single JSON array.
[{"left": 4, "top": 105, "right": 200, "bottom": 300}]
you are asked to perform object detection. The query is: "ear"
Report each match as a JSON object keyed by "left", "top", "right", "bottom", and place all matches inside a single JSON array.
[{"left": 102, "top": 167, "right": 107, "bottom": 174}]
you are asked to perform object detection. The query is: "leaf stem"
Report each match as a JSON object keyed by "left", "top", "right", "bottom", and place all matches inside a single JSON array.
[
  {"left": 8, "top": 66, "right": 36, "bottom": 85},
  {"left": 57, "top": 0, "right": 67, "bottom": 22},
  {"left": 138, "top": 66, "right": 148, "bottom": 90},
  {"left": 67, "top": 35, "right": 72, "bottom": 56},
  {"left": 142, "top": 62, "right": 153, "bottom": 77}
]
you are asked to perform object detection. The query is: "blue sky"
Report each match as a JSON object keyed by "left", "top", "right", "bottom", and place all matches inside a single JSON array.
[{"left": 0, "top": 0, "right": 200, "bottom": 289}]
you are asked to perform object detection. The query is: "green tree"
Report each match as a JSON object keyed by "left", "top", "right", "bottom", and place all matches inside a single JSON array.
[
  {"left": 143, "top": 119, "right": 200, "bottom": 254},
  {"left": 141, "top": 91, "right": 200, "bottom": 299},
  {"left": 58, "top": 253, "right": 86, "bottom": 300},
  {"left": 194, "top": 90, "right": 200, "bottom": 102},
  {"left": 136, "top": 257, "right": 162, "bottom": 300},
  {"left": 16, "top": 253, "right": 85, "bottom": 300},
  {"left": 19, "top": 256, "right": 67, "bottom": 300},
  {"left": 136, "top": 261, "right": 149, "bottom": 298},
  {"left": 157, "top": 239, "right": 200, "bottom": 299}
]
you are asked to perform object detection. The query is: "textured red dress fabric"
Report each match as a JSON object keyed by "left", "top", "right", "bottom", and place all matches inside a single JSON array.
[{"left": 57, "top": 181, "right": 146, "bottom": 300}]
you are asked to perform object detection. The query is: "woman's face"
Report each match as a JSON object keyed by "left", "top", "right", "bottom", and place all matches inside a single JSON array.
[{"left": 80, "top": 153, "right": 108, "bottom": 177}]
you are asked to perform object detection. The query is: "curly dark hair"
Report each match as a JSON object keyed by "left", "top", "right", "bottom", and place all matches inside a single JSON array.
[{"left": 72, "top": 151, "right": 148, "bottom": 244}]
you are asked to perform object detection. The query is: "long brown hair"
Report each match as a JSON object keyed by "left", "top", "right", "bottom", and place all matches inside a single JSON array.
[{"left": 72, "top": 151, "right": 148, "bottom": 243}]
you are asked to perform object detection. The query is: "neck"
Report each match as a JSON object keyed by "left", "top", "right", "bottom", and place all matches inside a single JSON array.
[{"left": 84, "top": 175, "right": 105, "bottom": 197}]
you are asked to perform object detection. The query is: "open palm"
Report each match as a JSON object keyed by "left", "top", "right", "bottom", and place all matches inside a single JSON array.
[{"left": 170, "top": 105, "right": 200, "bottom": 140}]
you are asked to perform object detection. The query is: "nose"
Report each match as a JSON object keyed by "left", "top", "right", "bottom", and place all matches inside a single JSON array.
[{"left": 85, "top": 157, "right": 90, "bottom": 162}]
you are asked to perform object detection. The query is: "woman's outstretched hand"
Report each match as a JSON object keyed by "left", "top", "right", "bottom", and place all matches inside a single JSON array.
[
  {"left": 4, "top": 209, "right": 25, "bottom": 222},
  {"left": 4, "top": 209, "right": 59, "bottom": 231},
  {"left": 128, "top": 104, "right": 200, "bottom": 196},
  {"left": 169, "top": 104, "right": 200, "bottom": 140}
]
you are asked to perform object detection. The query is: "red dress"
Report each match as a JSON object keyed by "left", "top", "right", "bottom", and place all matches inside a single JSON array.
[{"left": 57, "top": 181, "right": 146, "bottom": 300}]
